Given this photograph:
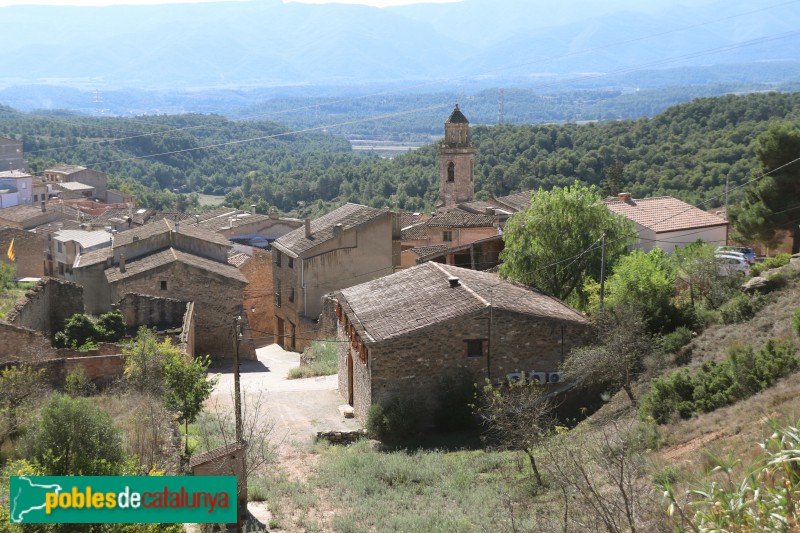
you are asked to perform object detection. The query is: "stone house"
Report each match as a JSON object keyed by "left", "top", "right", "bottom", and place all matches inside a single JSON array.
[
  {"left": 604, "top": 193, "right": 728, "bottom": 253},
  {"left": 0, "top": 136, "right": 26, "bottom": 172},
  {"left": 271, "top": 203, "right": 401, "bottom": 352},
  {"left": 400, "top": 210, "right": 500, "bottom": 268},
  {"left": 335, "top": 262, "right": 589, "bottom": 422},
  {"left": 71, "top": 219, "right": 251, "bottom": 359},
  {"left": 49, "top": 229, "right": 112, "bottom": 278},
  {"left": 0, "top": 203, "right": 63, "bottom": 230},
  {"left": 237, "top": 249, "right": 274, "bottom": 348},
  {"left": 43, "top": 165, "right": 107, "bottom": 199}
]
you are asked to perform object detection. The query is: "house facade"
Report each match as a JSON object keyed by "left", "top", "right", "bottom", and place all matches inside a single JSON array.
[
  {"left": 604, "top": 193, "right": 728, "bottom": 253},
  {"left": 44, "top": 165, "right": 107, "bottom": 198},
  {"left": 271, "top": 203, "right": 400, "bottom": 352},
  {"left": 335, "top": 262, "right": 589, "bottom": 422}
]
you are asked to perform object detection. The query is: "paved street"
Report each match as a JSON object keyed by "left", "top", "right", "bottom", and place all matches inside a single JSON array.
[{"left": 208, "top": 344, "right": 360, "bottom": 452}]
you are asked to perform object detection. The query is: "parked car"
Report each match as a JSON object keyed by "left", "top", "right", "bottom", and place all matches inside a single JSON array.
[
  {"left": 716, "top": 245, "right": 757, "bottom": 264},
  {"left": 715, "top": 253, "right": 750, "bottom": 276}
]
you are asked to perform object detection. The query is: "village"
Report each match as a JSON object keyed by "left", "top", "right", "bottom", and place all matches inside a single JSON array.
[{"left": 1, "top": 105, "right": 799, "bottom": 531}]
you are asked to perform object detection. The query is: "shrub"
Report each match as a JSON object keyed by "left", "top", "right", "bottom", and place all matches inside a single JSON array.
[
  {"left": 719, "top": 293, "right": 767, "bottom": 324},
  {"left": 64, "top": 367, "right": 96, "bottom": 397},
  {"left": 23, "top": 393, "right": 127, "bottom": 475},
  {"left": 793, "top": 308, "right": 800, "bottom": 338},
  {"left": 54, "top": 311, "right": 127, "bottom": 348},
  {"left": 288, "top": 340, "right": 338, "bottom": 379},
  {"left": 750, "top": 253, "right": 791, "bottom": 277},
  {"left": 641, "top": 339, "right": 798, "bottom": 423},
  {"left": 366, "top": 397, "right": 421, "bottom": 443},
  {"left": 96, "top": 310, "right": 126, "bottom": 342},
  {"left": 660, "top": 326, "right": 693, "bottom": 354}
]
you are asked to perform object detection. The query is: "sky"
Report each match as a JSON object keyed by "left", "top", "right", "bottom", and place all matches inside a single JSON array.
[{"left": 0, "top": 0, "right": 461, "bottom": 6}]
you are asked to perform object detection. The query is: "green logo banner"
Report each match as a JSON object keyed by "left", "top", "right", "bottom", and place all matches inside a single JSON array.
[{"left": 9, "top": 476, "right": 237, "bottom": 524}]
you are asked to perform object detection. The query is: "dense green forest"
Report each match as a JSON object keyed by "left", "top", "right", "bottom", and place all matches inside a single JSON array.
[{"left": 1, "top": 91, "right": 799, "bottom": 216}]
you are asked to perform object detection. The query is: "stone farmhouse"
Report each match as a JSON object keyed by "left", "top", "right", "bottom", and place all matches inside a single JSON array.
[
  {"left": 43, "top": 164, "right": 108, "bottom": 199},
  {"left": 604, "top": 193, "right": 728, "bottom": 254},
  {"left": 271, "top": 203, "right": 401, "bottom": 352},
  {"left": 71, "top": 219, "right": 252, "bottom": 359},
  {"left": 335, "top": 262, "right": 589, "bottom": 422}
]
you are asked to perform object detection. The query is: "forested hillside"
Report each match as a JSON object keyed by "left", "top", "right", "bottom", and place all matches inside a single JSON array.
[{"left": 1, "top": 91, "right": 799, "bottom": 216}]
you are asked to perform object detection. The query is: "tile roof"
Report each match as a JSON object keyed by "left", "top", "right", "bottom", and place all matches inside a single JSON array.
[
  {"left": 338, "top": 262, "right": 586, "bottom": 343},
  {"left": 494, "top": 190, "right": 533, "bottom": 212},
  {"left": 105, "top": 247, "right": 247, "bottom": 284},
  {"left": 446, "top": 104, "right": 469, "bottom": 124},
  {"left": 189, "top": 442, "right": 247, "bottom": 468},
  {"left": 604, "top": 196, "right": 728, "bottom": 233},
  {"left": 401, "top": 223, "right": 428, "bottom": 240},
  {"left": 0, "top": 170, "right": 32, "bottom": 179},
  {"left": 399, "top": 211, "right": 425, "bottom": 229},
  {"left": 409, "top": 244, "right": 448, "bottom": 257},
  {"left": 227, "top": 252, "right": 250, "bottom": 268},
  {"left": 74, "top": 247, "right": 112, "bottom": 268},
  {"left": 426, "top": 209, "right": 497, "bottom": 228},
  {"left": 274, "top": 203, "right": 387, "bottom": 257},
  {"left": 0, "top": 205, "right": 48, "bottom": 222},
  {"left": 113, "top": 219, "right": 231, "bottom": 248}
]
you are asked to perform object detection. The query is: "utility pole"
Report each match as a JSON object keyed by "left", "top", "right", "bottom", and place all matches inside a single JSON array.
[
  {"left": 232, "top": 315, "right": 244, "bottom": 533},
  {"left": 599, "top": 232, "right": 606, "bottom": 311}
]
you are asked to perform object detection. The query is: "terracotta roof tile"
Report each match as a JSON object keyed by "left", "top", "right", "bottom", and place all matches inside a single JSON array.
[
  {"left": 189, "top": 442, "right": 247, "bottom": 468},
  {"left": 227, "top": 252, "right": 250, "bottom": 268},
  {"left": 105, "top": 247, "right": 247, "bottom": 284},
  {"left": 426, "top": 209, "right": 497, "bottom": 228},
  {"left": 494, "top": 190, "right": 533, "bottom": 212},
  {"left": 401, "top": 223, "right": 428, "bottom": 240},
  {"left": 409, "top": 244, "right": 448, "bottom": 257},
  {"left": 274, "top": 203, "right": 388, "bottom": 257},
  {"left": 338, "top": 263, "right": 586, "bottom": 343},
  {"left": 113, "top": 219, "right": 231, "bottom": 248},
  {"left": 604, "top": 196, "right": 728, "bottom": 233}
]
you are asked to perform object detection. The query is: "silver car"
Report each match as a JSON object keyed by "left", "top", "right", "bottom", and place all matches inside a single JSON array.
[
  {"left": 716, "top": 246, "right": 757, "bottom": 264},
  {"left": 715, "top": 253, "right": 750, "bottom": 276}
]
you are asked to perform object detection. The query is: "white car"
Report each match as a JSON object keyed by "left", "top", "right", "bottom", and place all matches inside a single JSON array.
[
  {"left": 716, "top": 246, "right": 757, "bottom": 264},
  {"left": 715, "top": 253, "right": 750, "bottom": 276}
]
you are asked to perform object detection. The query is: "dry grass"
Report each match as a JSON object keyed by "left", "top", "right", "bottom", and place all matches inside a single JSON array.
[{"left": 0, "top": 287, "right": 28, "bottom": 320}]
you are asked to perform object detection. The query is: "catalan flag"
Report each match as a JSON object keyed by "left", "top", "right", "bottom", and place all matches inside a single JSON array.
[{"left": 7, "top": 238, "right": 15, "bottom": 262}]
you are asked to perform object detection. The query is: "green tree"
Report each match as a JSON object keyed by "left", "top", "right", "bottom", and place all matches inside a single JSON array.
[
  {"left": 0, "top": 365, "right": 47, "bottom": 445},
  {"left": 729, "top": 122, "right": 800, "bottom": 253},
  {"left": 605, "top": 248, "right": 678, "bottom": 332},
  {"left": 499, "top": 182, "right": 634, "bottom": 303},
  {"left": 95, "top": 310, "right": 126, "bottom": 342},
  {"left": 0, "top": 262, "right": 15, "bottom": 290},
  {"left": 163, "top": 353, "right": 216, "bottom": 455},
  {"left": 122, "top": 327, "right": 179, "bottom": 396},
  {"left": 601, "top": 160, "right": 624, "bottom": 197},
  {"left": 23, "top": 394, "right": 127, "bottom": 476}
]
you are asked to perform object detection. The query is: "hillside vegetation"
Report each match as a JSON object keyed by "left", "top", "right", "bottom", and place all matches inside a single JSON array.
[{"left": 1, "top": 91, "right": 799, "bottom": 216}]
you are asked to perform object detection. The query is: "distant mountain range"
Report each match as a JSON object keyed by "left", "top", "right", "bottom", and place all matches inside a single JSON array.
[{"left": 1, "top": 0, "right": 798, "bottom": 92}]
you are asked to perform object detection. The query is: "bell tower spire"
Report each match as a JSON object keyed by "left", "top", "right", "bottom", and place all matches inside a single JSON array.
[{"left": 438, "top": 104, "right": 475, "bottom": 208}]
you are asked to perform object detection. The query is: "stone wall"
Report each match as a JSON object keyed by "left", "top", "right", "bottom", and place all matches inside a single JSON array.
[
  {"left": 240, "top": 249, "right": 274, "bottom": 347},
  {"left": 118, "top": 293, "right": 188, "bottom": 330},
  {"left": 0, "top": 352, "right": 124, "bottom": 388},
  {"left": 0, "top": 322, "right": 59, "bottom": 362},
  {"left": 108, "top": 261, "right": 250, "bottom": 360},
  {"left": 0, "top": 226, "right": 44, "bottom": 278},
  {"left": 5, "top": 277, "right": 84, "bottom": 338},
  {"left": 179, "top": 301, "right": 196, "bottom": 358},
  {"left": 339, "top": 307, "right": 589, "bottom": 423}
]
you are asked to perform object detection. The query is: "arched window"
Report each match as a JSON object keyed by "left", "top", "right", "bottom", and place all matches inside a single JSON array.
[{"left": 447, "top": 162, "right": 455, "bottom": 182}]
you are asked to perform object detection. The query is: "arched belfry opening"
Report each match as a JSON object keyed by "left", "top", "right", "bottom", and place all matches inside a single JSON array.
[{"left": 438, "top": 104, "right": 475, "bottom": 208}]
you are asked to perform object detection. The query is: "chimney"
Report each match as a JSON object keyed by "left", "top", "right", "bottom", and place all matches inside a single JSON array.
[
  {"left": 333, "top": 223, "right": 343, "bottom": 238},
  {"left": 304, "top": 218, "right": 311, "bottom": 238},
  {"left": 40, "top": 201, "right": 46, "bottom": 212},
  {"left": 250, "top": 204, "right": 257, "bottom": 215},
  {"left": 119, "top": 254, "right": 126, "bottom": 273},
  {"left": 448, "top": 276, "right": 460, "bottom": 288},
  {"left": 174, "top": 222, "right": 180, "bottom": 233},
  {"left": 618, "top": 192, "right": 632, "bottom": 203}
]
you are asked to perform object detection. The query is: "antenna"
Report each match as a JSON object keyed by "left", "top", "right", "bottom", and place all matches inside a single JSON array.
[{"left": 497, "top": 88, "right": 505, "bottom": 125}]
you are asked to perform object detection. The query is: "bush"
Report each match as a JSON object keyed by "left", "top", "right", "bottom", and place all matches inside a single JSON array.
[
  {"left": 64, "top": 367, "right": 96, "bottom": 397},
  {"left": 54, "top": 311, "right": 127, "bottom": 348},
  {"left": 793, "top": 308, "right": 800, "bottom": 338},
  {"left": 750, "top": 253, "right": 791, "bottom": 277},
  {"left": 96, "top": 310, "right": 126, "bottom": 342},
  {"left": 660, "top": 326, "right": 693, "bottom": 354},
  {"left": 23, "top": 393, "right": 127, "bottom": 475},
  {"left": 288, "top": 340, "right": 338, "bottom": 379},
  {"left": 641, "top": 339, "right": 798, "bottom": 423},
  {"left": 366, "top": 398, "right": 421, "bottom": 443},
  {"left": 719, "top": 293, "right": 767, "bottom": 324}
]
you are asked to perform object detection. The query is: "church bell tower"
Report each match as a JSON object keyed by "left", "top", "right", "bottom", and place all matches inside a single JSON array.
[{"left": 438, "top": 104, "right": 475, "bottom": 208}]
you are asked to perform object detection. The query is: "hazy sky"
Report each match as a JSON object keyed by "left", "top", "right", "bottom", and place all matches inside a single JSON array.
[{"left": 0, "top": 0, "right": 461, "bottom": 6}]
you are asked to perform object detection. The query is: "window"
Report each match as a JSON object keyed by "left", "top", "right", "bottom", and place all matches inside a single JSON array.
[
  {"left": 58, "top": 262, "right": 64, "bottom": 275},
  {"left": 274, "top": 280, "right": 282, "bottom": 307},
  {"left": 274, "top": 250, "right": 281, "bottom": 267},
  {"left": 288, "top": 257, "right": 293, "bottom": 269},
  {"left": 443, "top": 231, "right": 453, "bottom": 242},
  {"left": 289, "top": 287, "right": 295, "bottom": 303},
  {"left": 33, "top": 194, "right": 38, "bottom": 203},
  {"left": 57, "top": 242, "right": 63, "bottom": 253},
  {"left": 447, "top": 162, "right": 455, "bottom": 182},
  {"left": 160, "top": 280, "right": 167, "bottom": 290},
  {"left": 288, "top": 322, "right": 296, "bottom": 350},
  {"left": 464, "top": 339, "right": 486, "bottom": 358}
]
